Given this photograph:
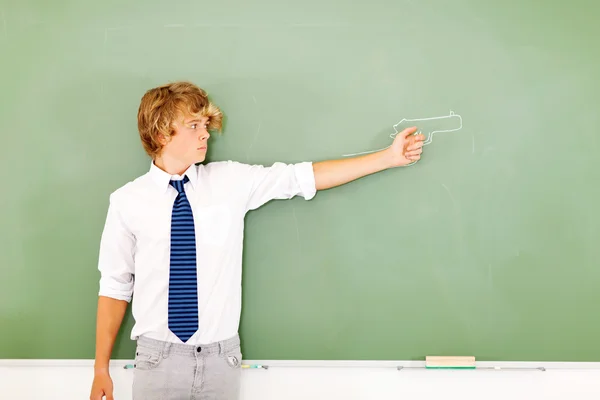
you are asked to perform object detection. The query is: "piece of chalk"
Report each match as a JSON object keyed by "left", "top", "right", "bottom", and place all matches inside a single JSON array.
[
  {"left": 241, "top": 364, "right": 267, "bottom": 369},
  {"left": 425, "top": 356, "right": 476, "bottom": 369}
]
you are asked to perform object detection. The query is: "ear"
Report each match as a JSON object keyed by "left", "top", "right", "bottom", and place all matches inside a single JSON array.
[{"left": 158, "top": 133, "right": 169, "bottom": 146}]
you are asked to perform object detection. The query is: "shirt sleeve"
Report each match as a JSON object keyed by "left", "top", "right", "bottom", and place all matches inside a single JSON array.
[
  {"left": 97, "top": 193, "right": 135, "bottom": 302},
  {"left": 243, "top": 161, "right": 317, "bottom": 211}
]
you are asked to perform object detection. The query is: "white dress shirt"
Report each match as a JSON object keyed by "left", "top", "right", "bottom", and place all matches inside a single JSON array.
[{"left": 97, "top": 160, "right": 317, "bottom": 345}]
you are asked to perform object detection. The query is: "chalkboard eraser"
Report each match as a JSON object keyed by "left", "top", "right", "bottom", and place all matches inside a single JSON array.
[{"left": 425, "top": 356, "right": 476, "bottom": 369}]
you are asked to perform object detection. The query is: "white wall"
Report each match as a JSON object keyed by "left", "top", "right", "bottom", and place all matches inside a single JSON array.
[{"left": 1, "top": 360, "right": 600, "bottom": 400}]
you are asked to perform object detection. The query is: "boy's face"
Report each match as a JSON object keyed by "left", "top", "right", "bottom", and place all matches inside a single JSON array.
[{"left": 161, "top": 114, "right": 210, "bottom": 165}]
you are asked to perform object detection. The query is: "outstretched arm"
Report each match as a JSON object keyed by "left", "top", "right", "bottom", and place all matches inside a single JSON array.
[{"left": 314, "top": 127, "right": 425, "bottom": 190}]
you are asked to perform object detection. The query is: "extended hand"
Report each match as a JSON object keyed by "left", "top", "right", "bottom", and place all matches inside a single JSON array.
[{"left": 388, "top": 126, "right": 425, "bottom": 167}]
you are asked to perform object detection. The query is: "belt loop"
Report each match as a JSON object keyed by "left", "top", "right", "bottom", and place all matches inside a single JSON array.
[
  {"left": 218, "top": 341, "right": 223, "bottom": 355},
  {"left": 163, "top": 341, "right": 171, "bottom": 358}
]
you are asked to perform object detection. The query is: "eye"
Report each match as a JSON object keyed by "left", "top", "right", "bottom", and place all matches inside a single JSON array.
[{"left": 191, "top": 123, "right": 197, "bottom": 129}]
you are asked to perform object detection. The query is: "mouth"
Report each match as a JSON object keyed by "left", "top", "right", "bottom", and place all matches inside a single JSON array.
[{"left": 198, "top": 146, "right": 207, "bottom": 151}]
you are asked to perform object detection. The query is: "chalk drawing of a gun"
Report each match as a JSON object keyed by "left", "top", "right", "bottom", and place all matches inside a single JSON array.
[{"left": 343, "top": 111, "right": 463, "bottom": 157}]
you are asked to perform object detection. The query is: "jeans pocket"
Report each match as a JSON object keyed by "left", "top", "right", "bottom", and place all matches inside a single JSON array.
[
  {"left": 134, "top": 346, "right": 162, "bottom": 370},
  {"left": 223, "top": 346, "right": 242, "bottom": 369}
]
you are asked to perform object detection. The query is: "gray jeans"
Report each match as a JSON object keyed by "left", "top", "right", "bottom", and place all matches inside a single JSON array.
[{"left": 132, "top": 335, "right": 242, "bottom": 400}]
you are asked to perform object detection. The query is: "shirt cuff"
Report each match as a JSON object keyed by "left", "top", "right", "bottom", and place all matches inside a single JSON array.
[
  {"left": 294, "top": 161, "right": 317, "bottom": 200},
  {"left": 98, "top": 278, "right": 133, "bottom": 302}
]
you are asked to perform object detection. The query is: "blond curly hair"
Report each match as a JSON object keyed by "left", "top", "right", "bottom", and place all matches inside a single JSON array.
[{"left": 137, "top": 81, "right": 223, "bottom": 158}]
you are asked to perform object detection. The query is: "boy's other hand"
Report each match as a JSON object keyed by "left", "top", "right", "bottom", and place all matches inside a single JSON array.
[{"left": 90, "top": 370, "right": 114, "bottom": 400}]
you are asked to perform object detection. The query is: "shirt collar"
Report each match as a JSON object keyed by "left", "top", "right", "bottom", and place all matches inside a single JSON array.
[{"left": 149, "top": 161, "right": 198, "bottom": 193}]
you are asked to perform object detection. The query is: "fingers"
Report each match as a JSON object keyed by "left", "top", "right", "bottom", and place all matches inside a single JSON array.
[
  {"left": 407, "top": 152, "right": 421, "bottom": 161},
  {"left": 399, "top": 126, "right": 418, "bottom": 138},
  {"left": 405, "top": 143, "right": 423, "bottom": 163},
  {"left": 409, "top": 133, "right": 426, "bottom": 143},
  {"left": 407, "top": 140, "right": 424, "bottom": 151},
  {"left": 406, "top": 148, "right": 422, "bottom": 157},
  {"left": 90, "top": 383, "right": 112, "bottom": 400},
  {"left": 90, "top": 390, "right": 106, "bottom": 400}
]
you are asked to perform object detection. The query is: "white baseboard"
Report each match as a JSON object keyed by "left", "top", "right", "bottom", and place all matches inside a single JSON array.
[{"left": 1, "top": 359, "right": 600, "bottom": 370}]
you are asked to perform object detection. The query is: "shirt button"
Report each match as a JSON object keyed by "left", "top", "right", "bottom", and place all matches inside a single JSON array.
[{"left": 196, "top": 347, "right": 202, "bottom": 353}]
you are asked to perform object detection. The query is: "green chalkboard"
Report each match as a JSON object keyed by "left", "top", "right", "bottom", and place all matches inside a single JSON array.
[{"left": 1, "top": 0, "right": 599, "bottom": 361}]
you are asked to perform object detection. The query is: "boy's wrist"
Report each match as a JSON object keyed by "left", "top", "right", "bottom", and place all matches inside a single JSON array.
[
  {"left": 94, "top": 362, "right": 110, "bottom": 375},
  {"left": 381, "top": 147, "right": 398, "bottom": 169}
]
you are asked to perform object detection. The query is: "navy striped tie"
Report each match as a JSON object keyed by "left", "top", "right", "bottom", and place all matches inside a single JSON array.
[{"left": 168, "top": 175, "right": 199, "bottom": 342}]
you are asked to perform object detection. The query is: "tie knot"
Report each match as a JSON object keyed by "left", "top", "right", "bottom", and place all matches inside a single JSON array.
[{"left": 169, "top": 175, "right": 189, "bottom": 194}]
